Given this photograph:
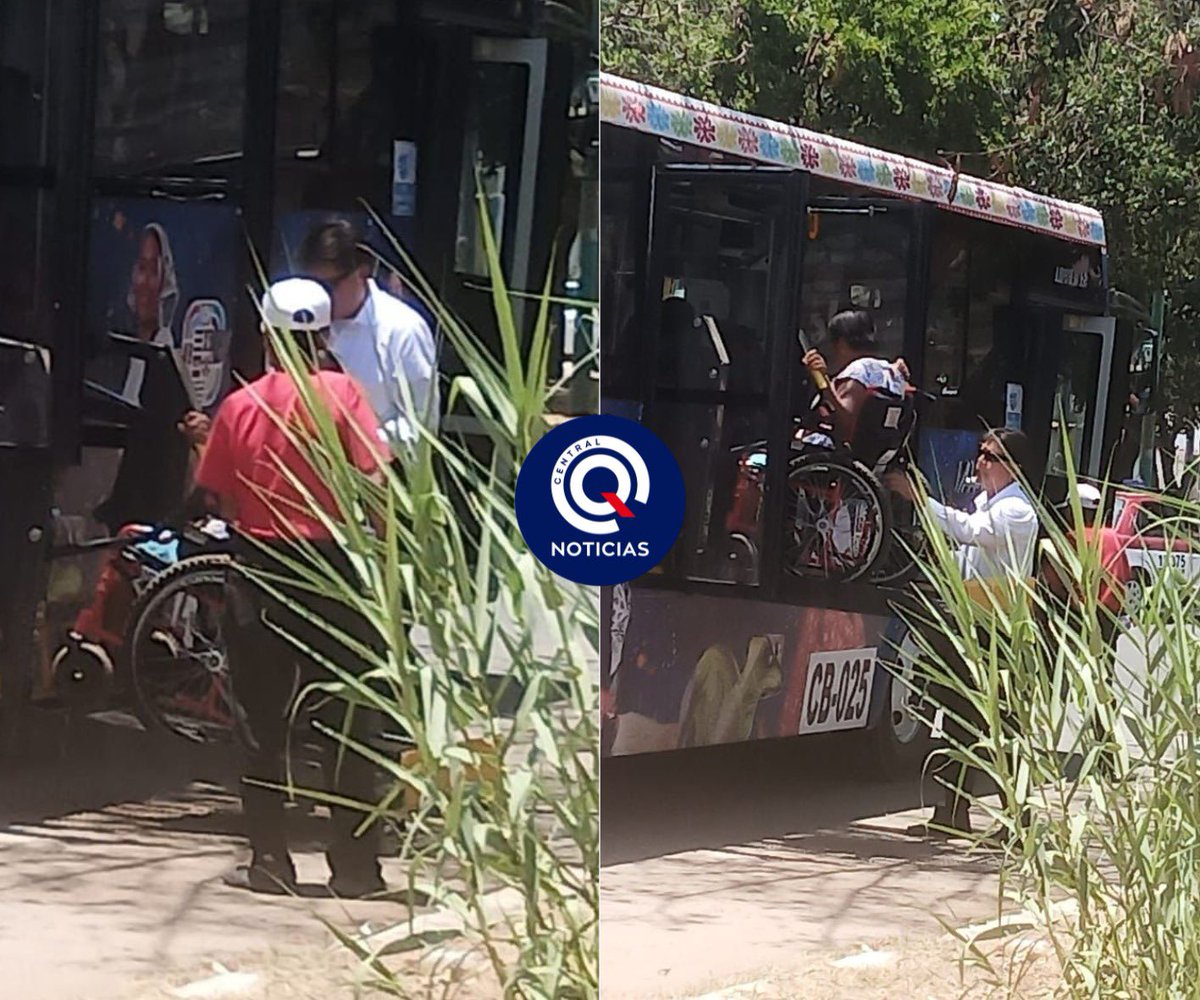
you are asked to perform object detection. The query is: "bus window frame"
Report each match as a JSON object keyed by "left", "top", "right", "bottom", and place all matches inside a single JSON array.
[{"left": 798, "top": 195, "right": 930, "bottom": 386}]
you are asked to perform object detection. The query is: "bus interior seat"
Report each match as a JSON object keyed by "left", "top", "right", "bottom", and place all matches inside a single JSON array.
[{"left": 853, "top": 388, "right": 917, "bottom": 477}]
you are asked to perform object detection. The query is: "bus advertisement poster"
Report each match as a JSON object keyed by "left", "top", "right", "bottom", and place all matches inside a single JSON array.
[
  {"left": 86, "top": 197, "right": 241, "bottom": 413},
  {"left": 603, "top": 585, "right": 901, "bottom": 757},
  {"left": 918, "top": 428, "right": 985, "bottom": 508}
]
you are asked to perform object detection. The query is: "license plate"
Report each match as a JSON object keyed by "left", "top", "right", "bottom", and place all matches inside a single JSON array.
[
  {"left": 1147, "top": 550, "right": 1191, "bottom": 571},
  {"left": 798, "top": 647, "right": 877, "bottom": 735}
]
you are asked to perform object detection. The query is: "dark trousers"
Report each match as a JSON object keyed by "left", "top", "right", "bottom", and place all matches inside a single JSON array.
[
  {"left": 928, "top": 626, "right": 991, "bottom": 824},
  {"left": 223, "top": 537, "right": 385, "bottom": 880},
  {"left": 937, "top": 601, "right": 1122, "bottom": 824}
]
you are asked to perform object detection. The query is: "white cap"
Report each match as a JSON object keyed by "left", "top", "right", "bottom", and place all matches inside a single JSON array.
[
  {"left": 1074, "top": 483, "right": 1102, "bottom": 510},
  {"left": 260, "top": 278, "right": 331, "bottom": 332}
]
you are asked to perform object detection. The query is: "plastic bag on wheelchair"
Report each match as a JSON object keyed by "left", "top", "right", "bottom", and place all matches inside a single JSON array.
[{"left": 125, "top": 518, "right": 230, "bottom": 575}]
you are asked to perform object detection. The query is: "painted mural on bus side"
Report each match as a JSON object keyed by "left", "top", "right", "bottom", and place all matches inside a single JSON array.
[{"left": 601, "top": 584, "right": 903, "bottom": 756}]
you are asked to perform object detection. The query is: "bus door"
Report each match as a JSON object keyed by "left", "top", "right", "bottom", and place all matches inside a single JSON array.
[
  {"left": 1043, "top": 315, "right": 1116, "bottom": 487},
  {"left": 643, "top": 166, "right": 804, "bottom": 589}
]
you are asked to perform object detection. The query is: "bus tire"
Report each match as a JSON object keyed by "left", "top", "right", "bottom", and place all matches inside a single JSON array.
[
  {"left": 864, "top": 625, "right": 936, "bottom": 779},
  {"left": 864, "top": 668, "right": 936, "bottom": 778}
]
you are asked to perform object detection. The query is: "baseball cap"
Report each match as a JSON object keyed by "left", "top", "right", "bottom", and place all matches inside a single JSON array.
[
  {"left": 1073, "top": 483, "right": 1102, "bottom": 510},
  {"left": 260, "top": 278, "right": 331, "bottom": 332}
]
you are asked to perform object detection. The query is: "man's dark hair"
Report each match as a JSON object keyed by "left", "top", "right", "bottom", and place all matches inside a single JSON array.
[
  {"left": 985, "top": 427, "right": 1033, "bottom": 476},
  {"left": 299, "top": 219, "right": 366, "bottom": 275},
  {"left": 827, "top": 309, "right": 878, "bottom": 351}
]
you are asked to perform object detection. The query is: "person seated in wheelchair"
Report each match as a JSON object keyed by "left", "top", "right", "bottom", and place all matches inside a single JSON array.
[
  {"left": 50, "top": 413, "right": 216, "bottom": 705},
  {"left": 798, "top": 309, "right": 913, "bottom": 471}
]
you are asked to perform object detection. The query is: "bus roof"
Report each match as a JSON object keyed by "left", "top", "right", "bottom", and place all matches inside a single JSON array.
[{"left": 602, "top": 74, "right": 1106, "bottom": 249}]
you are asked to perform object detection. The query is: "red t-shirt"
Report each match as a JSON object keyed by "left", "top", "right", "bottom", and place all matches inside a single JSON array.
[
  {"left": 1042, "top": 524, "right": 1130, "bottom": 613},
  {"left": 195, "top": 370, "right": 383, "bottom": 540},
  {"left": 1091, "top": 526, "right": 1131, "bottom": 612}
]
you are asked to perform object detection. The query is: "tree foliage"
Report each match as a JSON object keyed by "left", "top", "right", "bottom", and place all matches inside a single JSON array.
[{"left": 603, "top": 0, "right": 1200, "bottom": 418}]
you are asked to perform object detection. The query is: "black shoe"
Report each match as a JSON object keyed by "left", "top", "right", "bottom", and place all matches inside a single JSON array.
[
  {"left": 328, "top": 871, "right": 389, "bottom": 899},
  {"left": 222, "top": 855, "right": 297, "bottom": 895},
  {"left": 975, "top": 825, "right": 1017, "bottom": 851},
  {"left": 904, "top": 820, "right": 951, "bottom": 840}
]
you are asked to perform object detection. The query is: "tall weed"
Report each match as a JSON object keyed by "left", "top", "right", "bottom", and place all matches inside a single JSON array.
[{"left": 899, "top": 443, "right": 1200, "bottom": 998}]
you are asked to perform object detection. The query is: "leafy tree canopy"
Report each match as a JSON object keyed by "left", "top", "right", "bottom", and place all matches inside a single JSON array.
[{"left": 604, "top": 0, "right": 1200, "bottom": 419}]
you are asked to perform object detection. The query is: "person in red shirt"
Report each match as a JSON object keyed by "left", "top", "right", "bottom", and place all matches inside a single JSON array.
[
  {"left": 1040, "top": 482, "right": 1128, "bottom": 776},
  {"left": 1042, "top": 482, "right": 1130, "bottom": 628},
  {"left": 195, "top": 278, "right": 388, "bottom": 897}
]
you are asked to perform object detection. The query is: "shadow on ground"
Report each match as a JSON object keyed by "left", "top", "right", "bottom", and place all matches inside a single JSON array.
[{"left": 602, "top": 733, "right": 940, "bottom": 866}]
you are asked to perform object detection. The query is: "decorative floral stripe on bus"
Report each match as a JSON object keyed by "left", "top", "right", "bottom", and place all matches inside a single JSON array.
[{"left": 601, "top": 74, "right": 1106, "bottom": 249}]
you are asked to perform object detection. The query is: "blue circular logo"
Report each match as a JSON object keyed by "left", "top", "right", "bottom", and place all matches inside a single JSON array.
[{"left": 515, "top": 415, "right": 685, "bottom": 586}]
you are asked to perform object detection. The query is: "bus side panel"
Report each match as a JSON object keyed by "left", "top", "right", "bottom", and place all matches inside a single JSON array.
[{"left": 602, "top": 585, "right": 899, "bottom": 757}]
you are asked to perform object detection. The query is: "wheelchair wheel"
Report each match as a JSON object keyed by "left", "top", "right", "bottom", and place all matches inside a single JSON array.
[
  {"left": 126, "top": 553, "right": 243, "bottom": 745},
  {"left": 868, "top": 525, "right": 928, "bottom": 586},
  {"left": 784, "top": 453, "right": 892, "bottom": 582}
]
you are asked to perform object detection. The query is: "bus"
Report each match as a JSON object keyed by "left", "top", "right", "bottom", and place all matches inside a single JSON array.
[
  {"left": 0, "top": 0, "right": 595, "bottom": 747},
  {"left": 599, "top": 73, "right": 1143, "bottom": 768}
]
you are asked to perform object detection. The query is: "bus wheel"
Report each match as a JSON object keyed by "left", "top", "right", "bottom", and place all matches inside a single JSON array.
[{"left": 866, "top": 633, "right": 935, "bottom": 778}]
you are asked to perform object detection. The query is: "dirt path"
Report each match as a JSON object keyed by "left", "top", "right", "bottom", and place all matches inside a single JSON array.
[
  {"left": 601, "top": 738, "right": 1010, "bottom": 999},
  {"left": 0, "top": 717, "right": 429, "bottom": 1000}
]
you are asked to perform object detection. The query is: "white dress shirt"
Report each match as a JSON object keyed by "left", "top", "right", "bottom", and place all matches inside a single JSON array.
[
  {"left": 328, "top": 278, "right": 439, "bottom": 448},
  {"left": 927, "top": 480, "right": 1038, "bottom": 580}
]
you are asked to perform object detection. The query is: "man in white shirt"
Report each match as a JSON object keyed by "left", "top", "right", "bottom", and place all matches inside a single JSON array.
[
  {"left": 889, "top": 428, "right": 1038, "bottom": 582},
  {"left": 300, "top": 220, "right": 439, "bottom": 448},
  {"left": 886, "top": 428, "right": 1039, "bottom": 836}
]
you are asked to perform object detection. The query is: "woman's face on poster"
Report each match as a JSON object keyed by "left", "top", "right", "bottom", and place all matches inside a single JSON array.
[{"left": 131, "top": 230, "right": 164, "bottom": 333}]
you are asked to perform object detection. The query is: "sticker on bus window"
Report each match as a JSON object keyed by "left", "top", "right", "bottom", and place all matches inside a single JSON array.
[{"left": 797, "top": 646, "right": 877, "bottom": 735}]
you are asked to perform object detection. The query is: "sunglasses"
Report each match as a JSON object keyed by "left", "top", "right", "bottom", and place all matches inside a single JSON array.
[{"left": 977, "top": 448, "right": 1004, "bottom": 464}]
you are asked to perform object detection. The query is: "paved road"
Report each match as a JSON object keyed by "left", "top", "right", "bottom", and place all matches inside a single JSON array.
[{"left": 601, "top": 737, "right": 1006, "bottom": 999}]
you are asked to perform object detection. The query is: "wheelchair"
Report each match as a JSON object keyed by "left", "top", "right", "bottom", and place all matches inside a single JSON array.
[
  {"left": 724, "top": 377, "right": 930, "bottom": 584},
  {"left": 49, "top": 517, "right": 238, "bottom": 743}
]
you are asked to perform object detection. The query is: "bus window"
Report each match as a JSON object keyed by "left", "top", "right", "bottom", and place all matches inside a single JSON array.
[
  {"left": 1, "top": 0, "right": 53, "bottom": 169},
  {"left": 923, "top": 228, "right": 969, "bottom": 396},
  {"left": 93, "top": 0, "right": 249, "bottom": 177},
  {"left": 924, "top": 216, "right": 1013, "bottom": 406},
  {"left": 650, "top": 179, "right": 776, "bottom": 394},
  {"left": 799, "top": 204, "right": 908, "bottom": 362},
  {"left": 600, "top": 133, "right": 645, "bottom": 401}
]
